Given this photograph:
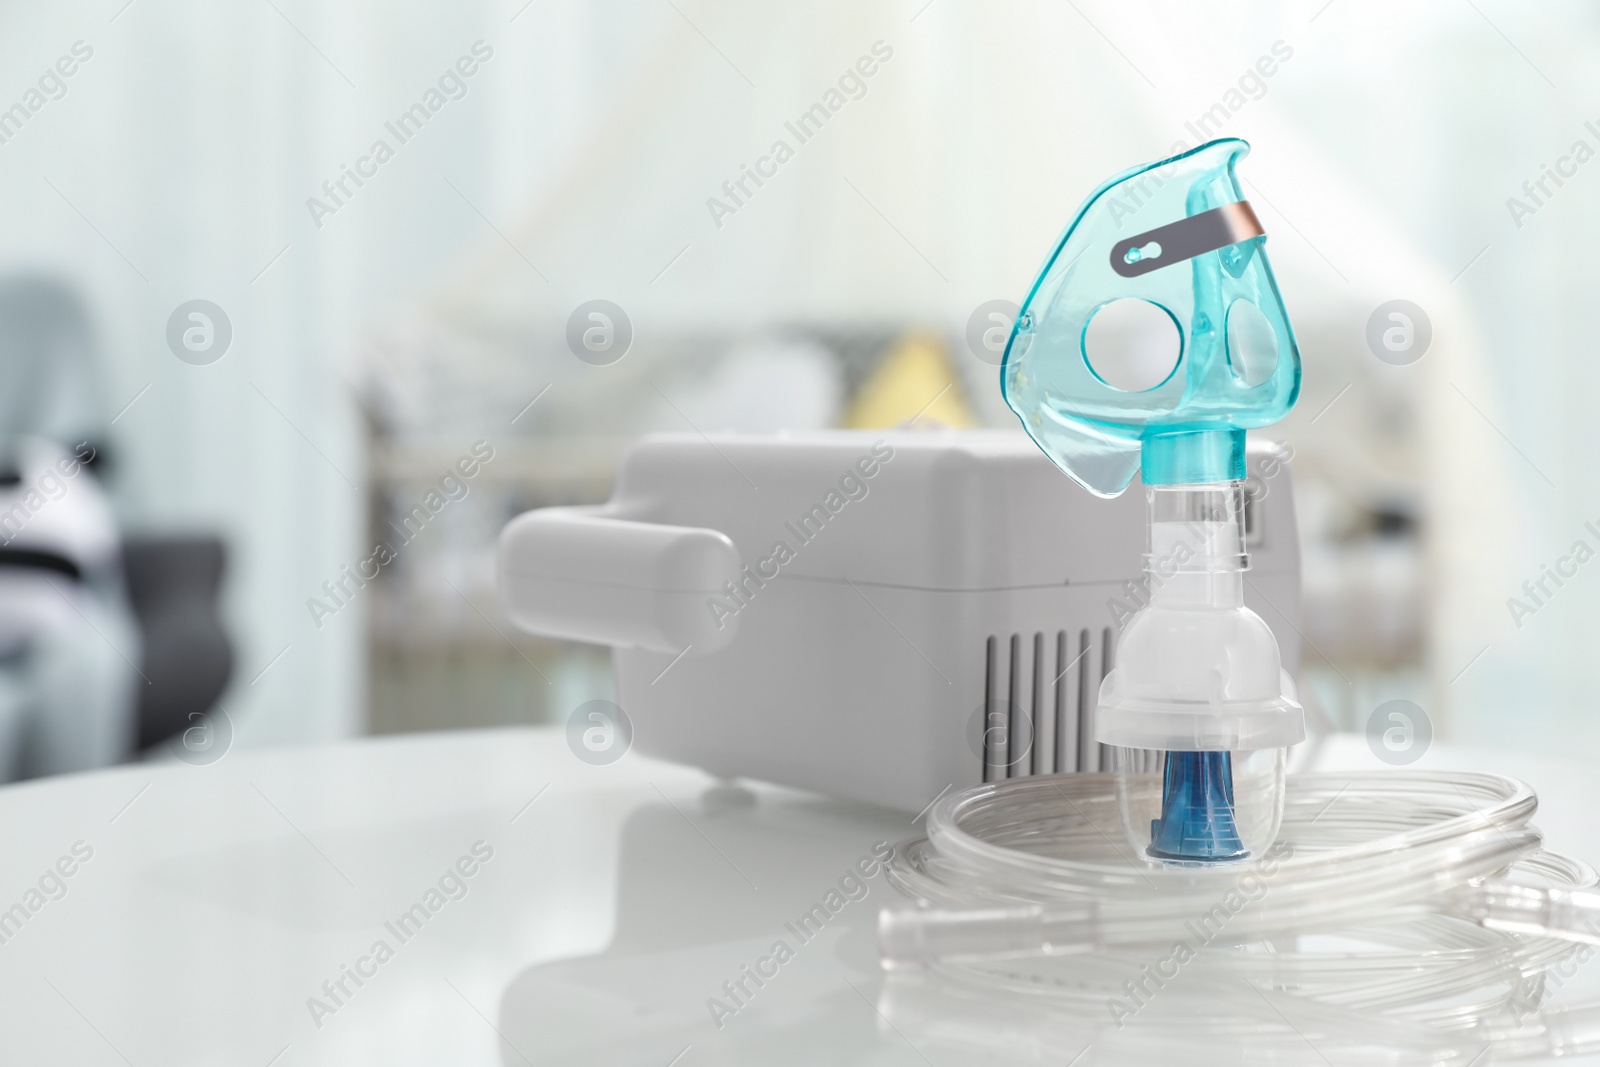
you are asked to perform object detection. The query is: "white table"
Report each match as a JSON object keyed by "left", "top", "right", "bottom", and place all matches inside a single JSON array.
[{"left": 1, "top": 727, "right": 1596, "bottom": 1065}]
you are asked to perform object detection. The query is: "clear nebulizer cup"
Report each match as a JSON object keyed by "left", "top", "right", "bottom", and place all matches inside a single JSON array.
[{"left": 1099, "top": 480, "right": 1300, "bottom": 864}]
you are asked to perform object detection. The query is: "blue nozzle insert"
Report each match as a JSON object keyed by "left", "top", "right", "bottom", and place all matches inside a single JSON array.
[{"left": 1148, "top": 751, "right": 1249, "bottom": 862}]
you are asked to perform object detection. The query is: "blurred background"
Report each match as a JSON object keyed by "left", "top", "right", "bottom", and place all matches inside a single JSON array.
[{"left": 0, "top": 0, "right": 1592, "bottom": 776}]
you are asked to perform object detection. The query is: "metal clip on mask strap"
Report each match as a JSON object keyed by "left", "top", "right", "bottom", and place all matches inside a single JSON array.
[{"left": 1110, "top": 201, "right": 1265, "bottom": 278}]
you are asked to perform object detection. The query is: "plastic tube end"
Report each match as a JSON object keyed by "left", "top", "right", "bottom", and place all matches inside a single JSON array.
[{"left": 878, "top": 902, "right": 1048, "bottom": 969}]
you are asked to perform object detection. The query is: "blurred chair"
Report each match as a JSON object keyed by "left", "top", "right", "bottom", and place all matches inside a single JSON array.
[
  {"left": 0, "top": 437, "right": 139, "bottom": 778},
  {"left": 121, "top": 536, "right": 233, "bottom": 750},
  {"left": 0, "top": 274, "right": 232, "bottom": 778}
]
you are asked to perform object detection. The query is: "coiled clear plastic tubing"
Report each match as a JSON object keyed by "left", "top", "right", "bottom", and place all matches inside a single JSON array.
[{"left": 879, "top": 771, "right": 1600, "bottom": 1062}]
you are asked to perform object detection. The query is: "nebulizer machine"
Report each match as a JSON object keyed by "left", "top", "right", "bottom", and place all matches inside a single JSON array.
[{"left": 876, "top": 139, "right": 1600, "bottom": 1060}]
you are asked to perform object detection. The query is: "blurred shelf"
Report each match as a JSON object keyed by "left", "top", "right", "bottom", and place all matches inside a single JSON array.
[
  {"left": 367, "top": 437, "right": 629, "bottom": 493},
  {"left": 367, "top": 633, "right": 611, "bottom": 736}
]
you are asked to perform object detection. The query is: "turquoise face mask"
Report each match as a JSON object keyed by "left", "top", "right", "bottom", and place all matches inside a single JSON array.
[{"left": 1001, "top": 137, "right": 1300, "bottom": 497}]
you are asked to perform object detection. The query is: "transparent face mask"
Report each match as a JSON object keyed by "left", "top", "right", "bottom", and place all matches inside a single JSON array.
[{"left": 1000, "top": 137, "right": 1300, "bottom": 500}]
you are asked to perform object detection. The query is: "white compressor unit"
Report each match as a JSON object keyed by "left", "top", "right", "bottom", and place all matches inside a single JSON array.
[{"left": 497, "top": 430, "right": 1299, "bottom": 812}]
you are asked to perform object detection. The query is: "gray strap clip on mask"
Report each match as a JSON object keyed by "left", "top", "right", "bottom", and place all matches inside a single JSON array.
[{"left": 1110, "top": 201, "right": 1265, "bottom": 278}]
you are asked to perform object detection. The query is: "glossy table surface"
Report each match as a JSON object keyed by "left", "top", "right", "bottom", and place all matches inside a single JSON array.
[{"left": 1, "top": 726, "right": 1597, "bottom": 1065}]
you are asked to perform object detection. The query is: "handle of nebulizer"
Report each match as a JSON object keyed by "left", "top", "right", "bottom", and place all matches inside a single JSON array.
[{"left": 497, "top": 506, "right": 743, "bottom": 655}]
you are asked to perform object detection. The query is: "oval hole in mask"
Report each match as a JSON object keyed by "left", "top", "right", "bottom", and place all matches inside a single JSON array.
[
  {"left": 1081, "top": 298, "right": 1182, "bottom": 392},
  {"left": 1225, "top": 298, "right": 1279, "bottom": 388}
]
